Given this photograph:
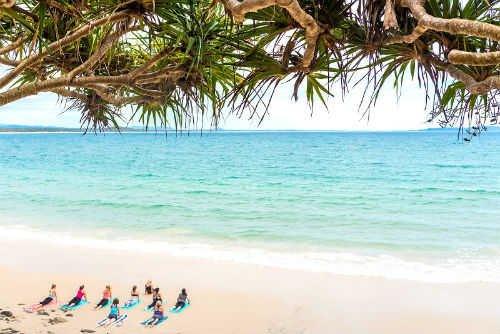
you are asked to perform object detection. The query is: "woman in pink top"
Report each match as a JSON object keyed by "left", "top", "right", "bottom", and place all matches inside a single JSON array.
[
  {"left": 65, "top": 285, "right": 87, "bottom": 309},
  {"left": 94, "top": 285, "right": 112, "bottom": 310}
]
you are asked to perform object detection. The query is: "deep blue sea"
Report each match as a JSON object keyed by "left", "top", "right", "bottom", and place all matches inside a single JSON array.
[{"left": 0, "top": 131, "right": 498, "bottom": 282}]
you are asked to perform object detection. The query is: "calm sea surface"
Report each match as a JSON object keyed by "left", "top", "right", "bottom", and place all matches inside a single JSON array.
[{"left": 0, "top": 131, "right": 498, "bottom": 282}]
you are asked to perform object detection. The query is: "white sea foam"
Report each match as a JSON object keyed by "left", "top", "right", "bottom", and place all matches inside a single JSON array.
[{"left": 0, "top": 224, "right": 498, "bottom": 283}]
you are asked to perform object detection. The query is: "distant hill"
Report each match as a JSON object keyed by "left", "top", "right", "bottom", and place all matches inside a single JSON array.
[
  {"left": 418, "top": 127, "right": 500, "bottom": 132},
  {"left": 1, "top": 124, "right": 499, "bottom": 133},
  {"left": 0, "top": 124, "right": 219, "bottom": 132},
  {"left": 0, "top": 124, "right": 72, "bottom": 129},
  {"left": 0, "top": 124, "right": 140, "bottom": 132}
]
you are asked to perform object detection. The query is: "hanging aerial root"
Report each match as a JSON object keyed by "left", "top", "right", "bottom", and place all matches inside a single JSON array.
[
  {"left": 448, "top": 50, "right": 500, "bottom": 66},
  {"left": 383, "top": 0, "right": 399, "bottom": 30},
  {"left": 220, "top": 0, "right": 323, "bottom": 68}
]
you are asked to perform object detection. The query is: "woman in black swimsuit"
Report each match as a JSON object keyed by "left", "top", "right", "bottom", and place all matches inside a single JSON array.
[
  {"left": 147, "top": 287, "right": 162, "bottom": 309},
  {"left": 124, "top": 285, "right": 140, "bottom": 307},
  {"left": 145, "top": 279, "right": 153, "bottom": 295}
]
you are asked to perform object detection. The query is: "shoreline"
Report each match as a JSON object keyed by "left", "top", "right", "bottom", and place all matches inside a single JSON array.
[
  {"left": 0, "top": 239, "right": 498, "bottom": 333},
  {"left": 0, "top": 224, "right": 497, "bottom": 284}
]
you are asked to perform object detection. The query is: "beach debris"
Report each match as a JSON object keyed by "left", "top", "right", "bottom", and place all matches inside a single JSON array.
[
  {"left": 65, "top": 314, "right": 73, "bottom": 317},
  {"left": 0, "top": 312, "right": 12, "bottom": 318},
  {"left": 16, "top": 304, "right": 24, "bottom": 306},
  {"left": 47, "top": 331, "right": 54, "bottom": 334},
  {"left": 0, "top": 328, "right": 19, "bottom": 334},
  {"left": 23, "top": 310, "right": 33, "bottom": 314},
  {"left": 37, "top": 311, "right": 49, "bottom": 316},
  {"left": 80, "top": 329, "right": 95, "bottom": 333},
  {"left": 48, "top": 317, "right": 67, "bottom": 325},
  {"left": 50, "top": 310, "right": 55, "bottom": 313}
]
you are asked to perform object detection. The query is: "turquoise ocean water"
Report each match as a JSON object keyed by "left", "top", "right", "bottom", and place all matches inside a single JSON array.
[{"left": 0, "top": 131, "right": 498, "bottom": 282}]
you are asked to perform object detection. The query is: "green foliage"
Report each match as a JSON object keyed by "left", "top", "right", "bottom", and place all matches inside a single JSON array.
[{"left": 0, "top": 0, "right": 498, "bottom": 137}]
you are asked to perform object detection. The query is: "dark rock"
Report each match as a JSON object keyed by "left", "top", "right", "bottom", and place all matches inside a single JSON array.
[
  {"left": 50, "top": 310, "right": 55, "bottom": 313},
  {"left": 65, "top": 313, "right": 73, "bottom": 317},
  {"left": 37, "top": 311, "right": 49, "bottom": 316},
  {"left": 0, "top": 312, "right": 12, "bottom": 318},
  {"left": 17, "top": 304, "right": 24, "bottom": 306},
  {"left": 0, "top": 328, "right": 18, "bottom": 334},
  {"left": 49, "top": 316, "right": 67, "bottom": 324},
  {"left": 80, "top": 330, "right": 95, "bottom": 333}
]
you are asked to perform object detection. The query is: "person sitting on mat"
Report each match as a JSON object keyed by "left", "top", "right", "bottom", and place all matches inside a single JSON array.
[
  {"left": 98, "top": 298, "right": 120, "bottom": 327},
  {"left": 64, "top": 285, "right": 87, "bottom": 310},
  {"left": 145, "top": 279, "right": 153, "bottom": 295},
  {"left": 147, "top": 287, "right": 162, "bottom": 309},
  {"left": 94, "top": 285, "right": 112, "bottom": 310},
  {"left": 173, "top": 288, "right": 190, "bottom": 311},
  {"left": 124, "top": 285, "right": 140, "bottom": 307},
  {"left": 144, "top": 301, "right": 164, "bottom": 327},
  {"left": 34, "top": 284, "right": 58, "bottom": 308}
]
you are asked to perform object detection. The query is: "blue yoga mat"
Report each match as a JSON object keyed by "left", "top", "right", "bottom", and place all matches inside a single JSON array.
[
  {"left": 61, "top": 300, "right": 90, "bottom": 310},
  {"left": 97, "top": 314, "right": 127, "bottom": 326},
  {"left": 169, "top": 303, "right": 190, "bottom": 313},
  {"left": 143, "top": 301, "right": 167, "bottom": 311},
  {"left": 141, "top": 316, "right": 168, "bottom": 326},
  {"left": 113, "top": 314, "right": 127, "bottom": 326},
  {"left": 121, "top": 299, "right": 143, "bottom": 310},
  {"left": 101, "top": 297, "right": 118, "bottom": 308}
]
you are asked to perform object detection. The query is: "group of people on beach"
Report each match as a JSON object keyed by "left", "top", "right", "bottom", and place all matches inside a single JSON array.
[{"left": 30, "top": 280, "right": 190, "bottom": 328}]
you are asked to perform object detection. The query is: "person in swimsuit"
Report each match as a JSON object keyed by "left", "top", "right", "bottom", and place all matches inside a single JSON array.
[
  {"left": 144, "top": 301, "right": 164, "bottom": 327},
  {"left": 173, "top": 288, "right": 190, "bottom": 311},
  {"left": 145, "top": 279, "right": 153, "bottom": 295},
  {"left": 33, "top": 284, "right": 58, "bottom": 308},
  {"left": 97, "top": 298, "right": 120, "bottom": 327},
  {"left": 124, "top": 285, "right": 140, "bottom": 307},
  {"left": 64, "top": 285, "right": 87, "bottom": 310},
  {"left": 94, "top": 285, "right": 112, "bottom": 310},
  {"left": 147, "top": 287, "right": 162, "bottom": 309}
]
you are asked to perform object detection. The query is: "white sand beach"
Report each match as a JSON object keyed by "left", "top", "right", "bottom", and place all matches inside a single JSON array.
[{"left": 0, "top": 238, "right": 498, "bottom": 334}]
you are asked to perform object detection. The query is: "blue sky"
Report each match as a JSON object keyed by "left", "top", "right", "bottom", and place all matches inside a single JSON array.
[{"left": 0, "top": 74, "right": 434, "bottom": 130}]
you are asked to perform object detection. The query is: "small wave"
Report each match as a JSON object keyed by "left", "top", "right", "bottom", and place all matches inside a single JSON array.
[
  {"left": 0, "top": 225, "right": 498, "bottom": 284},
  {"left": 132, "top": 173, "right": 155, "bottom": 178},
  {"left": 432, "top": 164, "right": 477, "bottom": 168}
]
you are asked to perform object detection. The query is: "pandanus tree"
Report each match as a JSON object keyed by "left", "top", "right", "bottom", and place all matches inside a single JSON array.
[{"left": 0, "top": 0, "right": 498, "bottom": 136}]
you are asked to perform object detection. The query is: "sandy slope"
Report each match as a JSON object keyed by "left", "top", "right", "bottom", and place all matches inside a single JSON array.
[{"left": 0, "top": 239, "right": 498, "bottom": 334}]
